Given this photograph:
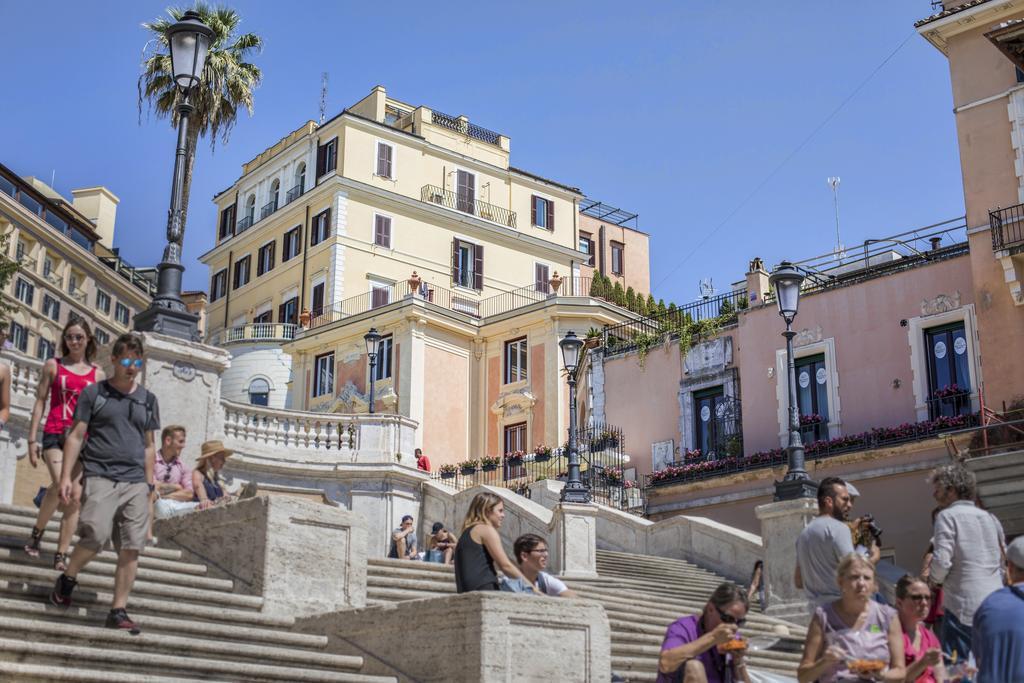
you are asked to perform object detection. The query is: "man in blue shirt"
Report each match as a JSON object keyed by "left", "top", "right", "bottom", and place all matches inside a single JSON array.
[{"left": 974, "top": 536, "right": 1024, "bottom": 683}]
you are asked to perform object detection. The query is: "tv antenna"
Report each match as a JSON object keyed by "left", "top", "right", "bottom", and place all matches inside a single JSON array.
[
  {"left": 827, "top": 176, "right": 845, "bottom": 262},
  {"left": 319, "top": 72, "right": 329, "bottom": 124},
  {"left": 698, "top": 278, "right": 716, "bottom": 300}
]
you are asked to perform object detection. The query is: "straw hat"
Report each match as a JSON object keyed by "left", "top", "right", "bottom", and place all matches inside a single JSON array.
[{"left": 196, "top": 440, "right": 234, "bottom": 463}]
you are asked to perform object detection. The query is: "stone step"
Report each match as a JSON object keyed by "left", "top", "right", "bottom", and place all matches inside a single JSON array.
[
  {"left": 367, "top": 557, "right": 454, "bottom": 573},
  {"left": 0, "top": 526, "right": 208, "bottom": 575},
  {"left": 575, "top": 584, "right": 797, "bottom": 627},
  {"left": 367, "top": 574, "right": 455, "bottom": 593},
  {"left": 0, "top": 596, "right": 324, "bottom": 649},
  {"left": 0, "top": 548, "right": 232, "bottom": 592},
  {"left": 0, "top": 661, "right": 203, "bottom": 683},
  {"left": 0, "top": 561, "right": 263, "bottom": 611},
  {"left": 602, "top": 604, "right": 802, "bottom": 641},
  {"left": 0, "top": 637, "right": 395, "bottom": 683},
  {"left": 595, "top": 568, "right": 726, "bottom": 587},
  {"left": 598, "top": 549, "right": 720, "bottom": 571},
  {"left": 0, "top": 510, "right": 184, "bottom": 561},
  {"left": 610, "top": 639, "right": 802, "bottom": 664},
  {"left": 595, "top": 562, "right": 725, "bottom": 581},
  {"left": 577, "top": 576, "right": 729, "bottom": 600},
  {"left": 0, "top": 615, "right": 361, "bottom": 670},
  {"left": 367, "top": 586, "right": 446, "bottom": 603},
  {"left": 611, "top": 655, "right": 795, "bottom": 680}
]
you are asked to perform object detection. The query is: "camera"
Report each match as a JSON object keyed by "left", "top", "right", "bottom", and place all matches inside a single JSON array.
[{"left": 862, "top": 514, "right": 883, "bottom": 540}]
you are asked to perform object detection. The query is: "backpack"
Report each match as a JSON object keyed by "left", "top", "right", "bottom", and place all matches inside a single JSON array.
[{"left": 90, "top": 380, "right": 156, "bottom": 429}]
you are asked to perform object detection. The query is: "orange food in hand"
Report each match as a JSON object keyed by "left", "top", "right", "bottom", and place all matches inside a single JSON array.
[
  {"left": 848, "top": 659, "right": 886, "bottom": 674},
  {"left": 720, "top": 639, "right": 748, "bottom": 652}
]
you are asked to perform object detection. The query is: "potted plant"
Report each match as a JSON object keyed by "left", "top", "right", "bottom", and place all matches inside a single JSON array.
[
  {"left": 605, "top": 467, "right": 623, "bottom": 483},
  {"left": 480, "top": 456, "right": 500, "bottom": 472},
  {"left": 459, "top": 459, "right": 479, "bottom": 475},
  {"left": 584, "top": 327, "right": 602, "bottom": 350},
  {"left": 505, "top": 450, "right": 524, "bottom": 464},
  {"left": 534, "top": 445, "right": 552, "bottom": 462},
  {"left": 439, "top": 464, "right": 457, "bottom": 479}
]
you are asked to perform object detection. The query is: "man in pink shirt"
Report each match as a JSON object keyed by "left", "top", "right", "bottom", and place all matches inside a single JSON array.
[{"left": 150, "top": 425, "right": 195, "bottom": 527}]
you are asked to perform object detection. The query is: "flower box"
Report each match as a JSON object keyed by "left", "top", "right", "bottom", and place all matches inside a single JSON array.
[
  {"left": 440, "top": 470, "right": 456, "bottom": 479},
  {"left": 460, "top": 466, "right": 478, "bottom": 475}
]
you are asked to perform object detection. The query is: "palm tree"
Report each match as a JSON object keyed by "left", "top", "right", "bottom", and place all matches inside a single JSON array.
[{"left": 138, "top": 3, "right": 262, "bottom": 231}]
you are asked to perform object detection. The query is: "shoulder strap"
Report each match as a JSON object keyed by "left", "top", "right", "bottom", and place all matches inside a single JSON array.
[
  {"left": 1010, "top": 585, "right": 1024, "bottom": 601},
  {"left": 90, "top": 381, "right": 110, "bottom": 421},
  {"left": 537, "top": 572, "right": 548, "bottom": 594}
]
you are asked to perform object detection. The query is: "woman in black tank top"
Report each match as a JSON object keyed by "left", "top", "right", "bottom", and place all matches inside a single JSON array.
[{"left": 454, "top": 492, "right": 533, "bottom": 593}]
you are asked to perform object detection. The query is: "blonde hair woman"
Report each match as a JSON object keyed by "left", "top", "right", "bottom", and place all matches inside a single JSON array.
[
  {"left": 453, "top": 492, "right": 533, "bottom": 593},
  {"left": 798, "top": 554, "right": 905, "bottom": 682}
]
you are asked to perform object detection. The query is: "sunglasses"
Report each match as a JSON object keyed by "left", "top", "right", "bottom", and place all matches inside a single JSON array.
[
  {"left": 906, "top": 594, "right": 931, "bottom": 602},
  {"left": 716, "top": 606, "right": 747, "bottom": 627},
  {"left": 64, "top": 334, "right": 87, "bottom": 342},
  {"left": 119, "top": 358, "right": 144, "bottom": 369},
  {"left": 530, "top": 548, "right": 550, "bottom": 555}
]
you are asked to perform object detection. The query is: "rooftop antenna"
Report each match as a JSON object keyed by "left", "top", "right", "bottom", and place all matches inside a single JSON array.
[
  {"left": 50, "top": 169, "right": 56, "bottom": 188},
  {"left": 319, "top": 72, "right": 329, "bottom": 124},
  {"left": 698, "top": 278, "right": 716, "bottom": 300},
  {"left": 827, "top": 176, "right": 845, "bottom": 263}
]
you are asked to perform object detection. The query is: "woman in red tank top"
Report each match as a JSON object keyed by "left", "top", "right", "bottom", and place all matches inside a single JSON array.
[{"left": 24, "top": 318, "right": 104, "bottom": 570}]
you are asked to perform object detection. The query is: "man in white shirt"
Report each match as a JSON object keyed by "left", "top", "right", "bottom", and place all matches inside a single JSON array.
[
  {"left": 513, "top": 533, "right": 577, "bottom": 597},
  {"left": 794, "top": 476, "right": 857, "bottom": 610},
  {"left": 928, "top": 464, "right": 1006, "bottom": 662}
]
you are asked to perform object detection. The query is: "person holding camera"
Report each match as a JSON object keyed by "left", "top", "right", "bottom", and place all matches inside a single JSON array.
[{"left": 796, "top": 477, "right": 865, "bottom": 611}]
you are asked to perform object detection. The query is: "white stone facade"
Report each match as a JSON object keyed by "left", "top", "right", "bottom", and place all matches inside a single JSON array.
[{"left": 220, "top": 344, "right": 294, "bottom": 409}]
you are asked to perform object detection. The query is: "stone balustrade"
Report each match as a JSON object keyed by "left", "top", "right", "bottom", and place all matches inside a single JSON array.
[{"left": 208, "top": 322, "right": 297, "bottom": 346}]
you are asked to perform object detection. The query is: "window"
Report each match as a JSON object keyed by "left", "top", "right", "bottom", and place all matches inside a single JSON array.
[
  {"left": 311, "top": 282, "right": 325, "bottom": 317},
  {"left": 233, "top": 255, "right": 251, "bottom": 289},
  {"left": 313, "top": 352, "right": 334, "bottom": 397},
  {"left": 10, "top": 322, "right": 28, "bottom": 352},
  {"left": 270, "top": 180, "right": 280, "bottom": 211},
  {"left": 693, "top": 387, "right": 725, "bottom": 458},
  {"left": 534, "top": 264, "right": 549, "bottom": 293},
  {"left": 210, "top": 270, "right": 227, "bottom": 302},
  {"left": 257, "top": 242, "right": 275, "bottom": 276},
  {"left": 504, "top": 337, "right": 528, "bottom": 384},
  {"left": 43, "top": 257, "right": 54, "bottom": 278},
  {"left": 504, "top": 422, "right": 527, "bottom": 456},
  {"left": 68, "top": 272, "right": 78, "bottom": 295},
  {"left": 795, "top": 354, "right": 830, "bottom": 442},
  {"left": 531, "top": 195, "right": 554, "bottom": 229},
  {"left": 579, "top": 232, "right": 595, "bottom": 266},
  {"left": 311, "top": 208, "right": 331, "bottom": 246},
  {"left": 219, "top": 203, "right": 236, "bottom": 239},
  {"left": 95, "top": 328, "right": 110, "bottom": 346},
  {"left": 95, "top": 289, "right": 111, "bottom": 314},
  {"left": 316, "top": 137, "right": 338, "bottom": 178},
  {"left": 244, "top": 195, "right": 256, "bottom": 224},
  {"left": 115, "top": 302, "right": 130, "bottom": 326},
  {"left": 15, "top": 240, "right": 27, "bottom": 262},
  {"left": 376, "top": 141, "right": 394, "bottom": 179},
  {"left": 14, "top": 278, "right": 34, "bottom": 306},
  {"left": 44, "top": 211, "right": 67, "bottom": 234},
  {"left": 37, "top": 337, "right": 55, "bottom": 361},
  {"left": 253, "top": 309, "right": 272, "bottom": 324},
  {"left": 371, "top": 284, "right": 391, "bottom": 309},
  {"left": 282, "top": 226, "right": 302, "bottom": 261},
  {"left": 248, "top": 378, "right": 270, "bottom": 406},
  {"left": 611, "top": 242, "right": 624, "bottom": 276},
  {"left": 278, "top": 296, "right": 299, "bottom": 325},
  {"left": 452, "top": 239, "right": 483, "bottom": 289},
  {"left": 372, "top": 335, "right": 393, "bottom": 381},
  {"left": 294, "top": 163, "right": 306, "bottom": 195},
  {"left": 374, "top": 214, "right": 392, "bottom": 248},
  {"left": 924, "top": 322, "right": 971, "bottom": 419},
  {"left": 43, "top": 294, "right": 61, "bottom": 321},
  {"left": 456, "top": 170, "right": 475, "bottom": 213}
]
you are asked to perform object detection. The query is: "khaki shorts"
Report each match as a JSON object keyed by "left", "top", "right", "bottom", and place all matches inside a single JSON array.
[{"left": 77, "top": 478, "right": 150, "bottom": 553}]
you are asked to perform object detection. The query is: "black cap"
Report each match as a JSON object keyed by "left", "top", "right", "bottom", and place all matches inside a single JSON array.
[{"left": 431, "top": 522, "right": 445, "bottom": 534}]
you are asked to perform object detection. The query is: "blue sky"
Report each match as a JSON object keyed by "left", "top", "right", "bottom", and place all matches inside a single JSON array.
[{"left": 0, "top": 1, "right": 963, "bottom": 304}]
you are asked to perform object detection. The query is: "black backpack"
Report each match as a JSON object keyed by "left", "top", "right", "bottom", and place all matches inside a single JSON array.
[{"left": 90, "top": 380, "right": 156, "bottom": 428}]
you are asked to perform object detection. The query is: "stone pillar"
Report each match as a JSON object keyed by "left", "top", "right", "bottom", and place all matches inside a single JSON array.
[
  {"left": 755, "top": 497, "right": 817, "bottom": 622},
  {"left": 552, "top": 502, "right": 599, "bottom": 579},
  {"left": 0, "top": 431, "right": 19, "bottom": 505},
  {"left": 139, "top": 332, "right": 231, "bottom": 468}
]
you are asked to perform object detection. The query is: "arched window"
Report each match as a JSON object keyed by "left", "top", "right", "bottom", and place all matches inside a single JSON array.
[
  {"left": 248, "top": 377, "right": 270, "bottom": 406},
  {"left": 270, "top": 179, "right": 280, "bottom": 211},
  {"left": 295, "top": 163, "right": 306, "bottom": 194},
  {"left": 245, "top": 194, "right": 256, "bottom": 222}
]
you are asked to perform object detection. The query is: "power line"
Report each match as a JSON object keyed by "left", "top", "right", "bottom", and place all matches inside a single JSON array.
[{"left": 651, "top": 29, "right": 917, "bottom": 292}]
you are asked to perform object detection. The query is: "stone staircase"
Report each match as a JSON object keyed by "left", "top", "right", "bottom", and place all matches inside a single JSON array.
[
  {"left": 965, "top": 448, "right": 1024, "bottom": 537},
  {"left": 0, "top": 504, "right": 397, "bottom": 683},
  {"left": 366, "top": 549, "right": 806, "bottom": 682}
]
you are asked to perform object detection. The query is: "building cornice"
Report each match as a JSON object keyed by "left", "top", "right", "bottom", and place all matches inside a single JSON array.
[{"left": 916, "top": 0, "right": 1024, "bottom": 53}]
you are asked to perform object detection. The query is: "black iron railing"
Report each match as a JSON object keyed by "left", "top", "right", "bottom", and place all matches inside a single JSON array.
[
  {"left": 260, "top": 200, "right": 278, "bottom": 221},
  {"left": 603, "top": 289, "right": 747, "bottom": 356},
  {"left": 236, "top": 215, "right": 254, "bottom": 233},
  {"left": 430, "top": 110, "right": 502, "bottom": 146},
  {"left": 286, "top": 184, "right": 303, "bottom": 204},
  {"left": 421, "top": 184, "right": 517, "bottom": 228},
  {"left": 990, "top": 203, "right": 1024, "bottom": 252}
]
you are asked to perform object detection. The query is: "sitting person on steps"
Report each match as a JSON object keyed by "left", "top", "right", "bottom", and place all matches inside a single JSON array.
[
  {"left": 192, "top": 440, "right": 234, "bottom": 509},
  {"left": 424, "top": 522, "right": 456, "bottom": 564},
  {"left": 513, "top": 533, "right": 577, "bottom": 597}
]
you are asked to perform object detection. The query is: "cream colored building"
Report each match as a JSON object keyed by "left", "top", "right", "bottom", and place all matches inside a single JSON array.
[
  {"left": 201, "top": 86, "right": 636, "bottom": 463},
  {"left": 577, "top": 200, "right": 651, "bottom": 296},
  {"left": 1, "top": 163, "right": 154, "bottom": 358}
]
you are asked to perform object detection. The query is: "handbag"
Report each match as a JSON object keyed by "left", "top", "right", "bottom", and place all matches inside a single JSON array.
[{"left": 499, "top": 577, "right": 537, "bottom": 595}]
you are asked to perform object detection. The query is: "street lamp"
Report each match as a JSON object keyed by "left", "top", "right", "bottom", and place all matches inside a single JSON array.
[
  {"left": 364, "top": 327, "right": 382, "bottom": 414},
  {"left": 768, "top": 262, "right": 817, "bottom": 501},
  {"left": 559, "top": 331, "right": 590, "bottom": 504},
  {"left": 135, "top": 10, "right": 214, "bottom": 341}
]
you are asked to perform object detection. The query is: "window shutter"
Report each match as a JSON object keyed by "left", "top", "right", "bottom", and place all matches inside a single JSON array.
[
  {"left": 451, "top": 239, "right": 460, "bottom": 285},
  {"left": 316, "top": 143, "right": 326, "bottom": 177},
  {"left": 375, "top": 215, "right": 391, "bottom": 247},
  {"left": 531, "top": 195, "right": 538, "bottom": 226},
  {"left": 278, "top": 302, "right": 286, "bottom": 323},
  {"left": 546, "top": 200, "right": 554, "bottom": 230},
  {"left": 473, "top": 243, "right": 484, "bottom": 290},
  {"left": 535, "top": 264, "right": 548, "bottom": 292},
  {"left": 377, "top": 143, "right": 392, "bottom": 178},
  {"left": 327, "top": 138, "right": 337, "bottom": 173}
]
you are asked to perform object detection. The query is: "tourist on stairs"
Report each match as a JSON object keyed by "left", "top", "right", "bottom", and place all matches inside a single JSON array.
[
  {"left": 192, "top": 440, "right": 234, "bottom": 509},
  {"left": 50, "top": 333, "right": 160, "bottom": 634},
  {"left": 24, "top": 318, "right": 103, "bottom": 572},
  {"left": 798, "top": 554, "right": 905, "bottom": 683},
  {"left": 513, "top": 533, "right": 577, "bottom": 597},
  {"left": 895, "top": 575, "right": 944, "bottom": 683},
  {"left": 656, "top": 582, "right": 750, "bottom": 683},
  {"left": 453, "top": 492, "right": 535, "bottom": 593}
]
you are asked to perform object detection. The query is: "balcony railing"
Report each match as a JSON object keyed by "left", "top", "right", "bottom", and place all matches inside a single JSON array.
[
  {"left": 210, "top": 322, "right": 298, "bottom": 346},
  {"left": 236, "top": 215, "right": 254, "bottom": 233},
  {"left": 96, "top": 255, "right": 157, "bottom": 296},
  {"left": 286, "top": 184, "right": 303, "bottom": 204},
  {"left": 430, "top": 110, "right": 502, "bottom": 146},
  {"left": 604, "top": 289, "right": 748, "bottom": 356},
  {"left": 990, "top": 203, "right": 1024, "bottom": 252},
  {"left": 260, "top": 200, "right": 278, "bottom": 221},
  {"left": 421, "top": 184, "right": 517, "bottom": 228}
]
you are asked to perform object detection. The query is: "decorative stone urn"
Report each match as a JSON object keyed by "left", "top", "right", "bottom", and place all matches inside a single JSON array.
[
  {"left": 408, "top": 271, "right": 422, "bottom": 293},
  {"left": 299, "top": 308, "right": 312, "bottom": 328},
  {"left": 549, "top": 271, "right": 563, "bottom": 294}
]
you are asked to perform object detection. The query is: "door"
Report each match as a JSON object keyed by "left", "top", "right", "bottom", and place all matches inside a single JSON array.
[
  {"left": 456, "top": 170, "right": 475, "bottom": 214},
  {"left": 925, "top": 322, "right": 971, "bottom": 418},
  {"left": 693, "top": 387, "right": 724, "bottom": 458},
  {"left": 795, "top": 354, "right": 829, "bottom": 442}
]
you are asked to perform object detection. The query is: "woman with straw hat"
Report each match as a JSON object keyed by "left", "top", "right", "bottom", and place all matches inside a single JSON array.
[{"left": 192, "top": 440, "right": 234, "bottom": 509}]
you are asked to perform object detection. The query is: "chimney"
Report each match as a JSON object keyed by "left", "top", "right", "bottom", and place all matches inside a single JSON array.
[
  {"left": 71, "top": 186, "right": 119, "bottom": 249},
  {"left": 745, "top": 257, "right": 770, "bottom": 307}
]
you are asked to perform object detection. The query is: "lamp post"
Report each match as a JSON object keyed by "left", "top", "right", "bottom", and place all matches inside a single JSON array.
[
  {"left": 364, "top": 328, "right": 381, "bottom": 414},
  {"left": 135, "top": 10, "right": 213, "bottom": 341},
  {"left": 768, "top": 262, "right": 817, "bottom": 501},
  {"left": 559, "top": 331, "right": 590, "bottom": 504}
]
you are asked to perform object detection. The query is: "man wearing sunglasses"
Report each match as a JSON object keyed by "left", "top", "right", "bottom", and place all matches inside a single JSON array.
[
  {"left": 150, "top": 425, "right": 196, "bottom": 529},
  {"left": 657, "top": 582, "right": 751, "bottom": 683},
  {"left": 50, "top": 333, "right": 160, "bottom": 634}
]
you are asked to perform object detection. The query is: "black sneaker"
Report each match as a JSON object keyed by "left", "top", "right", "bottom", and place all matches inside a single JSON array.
[
  {"left": 105, "top": 608, "right": 141, "bottom": 635},
  {"left": 49, "top": 573, "right": 77, "bottom": 609}
]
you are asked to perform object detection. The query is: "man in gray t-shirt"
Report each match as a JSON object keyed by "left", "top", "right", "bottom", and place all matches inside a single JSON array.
[{"left": 795, "top": 476, "right": 856, "bottom": 608}]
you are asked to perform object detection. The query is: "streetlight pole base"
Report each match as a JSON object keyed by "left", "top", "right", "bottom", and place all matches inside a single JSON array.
[
  {"left": 560, "top": 483, "right": 592, "bottom": 505},
  {"left": 134, "top": 303, "right": 201, "bottom": 342},
  {"left": 773, "top": 476, "right": 818, "bottom": 502}
]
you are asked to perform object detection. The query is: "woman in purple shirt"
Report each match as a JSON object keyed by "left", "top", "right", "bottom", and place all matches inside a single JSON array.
[{"left": 656, "top": 582, "right": 751, "bottom": 683}]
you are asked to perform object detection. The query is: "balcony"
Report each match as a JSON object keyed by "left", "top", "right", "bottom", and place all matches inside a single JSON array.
[
  {"left": 260, "top": 200, "right": 278, "bottom": 221},
  {"left": 210, "top": 322, "right": 298, "bottom": 346},
  {"left": 990, "top": 203, "right": 1024, "bottom": 253},
  {"left": 430, "top": 110, "right": 502, "bottom": 146},
  {"left": 420, "top": 184, "right": 517, "bottom": 228},
  {"left": 236, "top": 215, "right": 254, "bottom": 234},
  {"left": 286, "top": 184, "right": 303, "bottom": 204}
]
